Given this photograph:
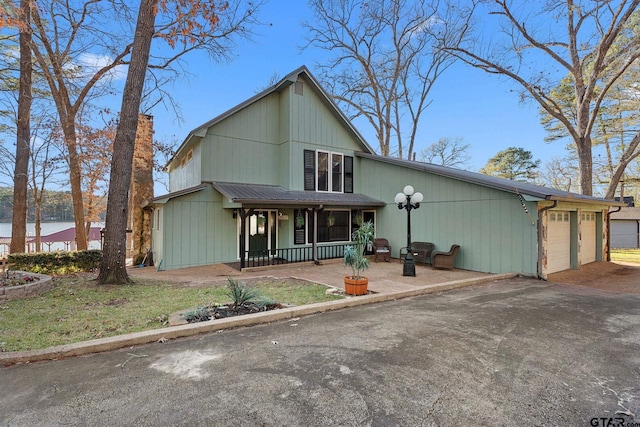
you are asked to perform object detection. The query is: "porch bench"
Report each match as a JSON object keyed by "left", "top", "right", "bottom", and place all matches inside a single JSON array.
[{"left": 400, "top": 242, "right": 435, "bottom": 265}]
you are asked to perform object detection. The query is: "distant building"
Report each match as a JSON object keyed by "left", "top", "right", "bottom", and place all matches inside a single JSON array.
[{"left": 610, "top": 207, "right": 640, "bottom": 248}]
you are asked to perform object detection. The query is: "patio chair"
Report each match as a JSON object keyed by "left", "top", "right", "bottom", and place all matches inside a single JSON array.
[
  {"left": 373, "top": 238, "right": 391, "bottom": 262},
  {"left": 432, "top": 244, "right": 461, "bottom": 270}
]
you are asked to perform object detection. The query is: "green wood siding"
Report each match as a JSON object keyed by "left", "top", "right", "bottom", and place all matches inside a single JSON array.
[
  {"left": 169, "top": 140, "right": 202, "bottom": 193},
  {"left": 359, "top": 157, "right": 538, "bottom": 275},
  {"left": 200, "top": 94, "right": 283, "bottom": 186},
  {"left": 156, "top": 186, "right": 238, "bottom": 270}
]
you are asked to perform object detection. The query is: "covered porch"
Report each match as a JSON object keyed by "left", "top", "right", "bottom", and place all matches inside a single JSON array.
[{"left": 211, "top": 181, "right": 386, "bottom": 269}]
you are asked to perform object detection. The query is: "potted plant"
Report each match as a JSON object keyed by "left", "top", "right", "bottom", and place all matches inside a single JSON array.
[{"left": 343, "top": 220, "right": 374, "bottom": 295}]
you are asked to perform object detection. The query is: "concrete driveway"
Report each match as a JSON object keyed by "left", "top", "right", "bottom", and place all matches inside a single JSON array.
[{"left": 1, "top": 277, "right": 638, "bottom": 426}]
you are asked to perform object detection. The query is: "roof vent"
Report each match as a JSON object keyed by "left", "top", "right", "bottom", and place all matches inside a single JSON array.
[{"left": 295, "top": 80, "right": 304, "bottom": 96}]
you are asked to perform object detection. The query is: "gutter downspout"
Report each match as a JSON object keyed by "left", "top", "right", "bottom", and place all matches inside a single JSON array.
[
  {"left": 606, "top": 206, "right": 622, "bottom": 261},
  {"left": 537, "top": 200, "right": 558, "bottom": 279}
]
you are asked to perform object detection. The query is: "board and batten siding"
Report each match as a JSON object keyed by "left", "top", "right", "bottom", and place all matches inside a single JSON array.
[
  {"left": 169, "top": 141, "right": 202, "bottom": 193},
  {"left": 155, "top": 186, "right": 238, "bottom": 270},
  {"left": 287, "top": 78, "right": 367, "bottom": 191},
  {"left": 200, "top": 93, "right": 284, "bottom": 186},
  {"left": 359, "top": 157, "right": 538, "bottom": 275}
]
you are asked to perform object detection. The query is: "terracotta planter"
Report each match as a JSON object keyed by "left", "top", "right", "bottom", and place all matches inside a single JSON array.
[{"left": 344, "top": 276, "right": 368, "bottom": 296}]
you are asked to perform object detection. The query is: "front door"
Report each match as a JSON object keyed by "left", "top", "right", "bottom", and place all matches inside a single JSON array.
[{"left": 245, "top": 210, "right": 277, "bottom": 257}]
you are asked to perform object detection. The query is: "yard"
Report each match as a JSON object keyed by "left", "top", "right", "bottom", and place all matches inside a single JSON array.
[
  {"left": 610, "top": 248, "right": 640, "bottom": 264},
  {"left": 0, "top": 274, "right": 342, "bottom": 352}
]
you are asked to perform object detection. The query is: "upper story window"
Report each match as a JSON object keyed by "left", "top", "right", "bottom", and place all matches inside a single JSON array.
[{"left": 304, "top": 149, "right": 353, "bottom": 193}]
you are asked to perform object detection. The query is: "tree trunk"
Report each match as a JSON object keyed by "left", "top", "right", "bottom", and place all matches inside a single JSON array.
[
  {"left": 576, "top": 135, "right": 593, "bottom": 197},
  {"left": 34, "top": 201, "right": 41, "bottom": 252},
  {"left": 62, "top": 122, "right": 88, "bottom": 250},
  {"left": 97, "top": 0, "right": 157, "bottom": 284},
  {"left": 10, "top": 0, "right": 32, "bottom": 254}
]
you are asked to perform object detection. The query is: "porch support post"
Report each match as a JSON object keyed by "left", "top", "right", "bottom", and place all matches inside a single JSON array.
[
  {"left": 239, "top": 208, "right": 254, "bottom": 269},
  {"left": 311, "top": 208, "right": 317, "bottom": 263}
]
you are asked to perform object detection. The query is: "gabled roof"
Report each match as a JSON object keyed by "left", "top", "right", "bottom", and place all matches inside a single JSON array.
[
  {"left": 31, "top": 227, "right": 102, "bottom": 243},
  {"left": 0, "top": 227, "right": 103, "bottom": 244},
  {"left": 211, "top": 182, "right": 385, "bottom": 208},
  {"left": 610, "top": 207, "right": 640, "bottom": 220},
  {"left": 167, "top": 66, "right": 376, "bottom": 168},
  {"left": 357, "top": 152, "right": 625, "bottom": 207}
]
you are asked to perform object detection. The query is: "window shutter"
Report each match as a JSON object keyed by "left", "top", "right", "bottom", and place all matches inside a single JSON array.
[
  {"left": 344, "top": 156, "right": 353, "bottom": 193},
  {"left": 304, "top": 150, "right": 315, "bottom": 191}
]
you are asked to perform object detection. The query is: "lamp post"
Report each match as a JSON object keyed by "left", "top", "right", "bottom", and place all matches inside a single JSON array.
[{"left": 395, "top": 185, "right": 423, "bottom": 277}]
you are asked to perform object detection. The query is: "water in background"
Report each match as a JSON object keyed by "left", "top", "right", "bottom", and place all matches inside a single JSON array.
[{"left": 0, "top": 222, "right": 104, "bottom": 256}]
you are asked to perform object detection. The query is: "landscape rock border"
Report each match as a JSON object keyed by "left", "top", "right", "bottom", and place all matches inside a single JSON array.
[{"left": 0, "top": 271, "right": 53, "bottom": 303}]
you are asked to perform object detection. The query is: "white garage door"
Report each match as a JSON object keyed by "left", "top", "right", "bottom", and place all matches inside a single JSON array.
[
  {"left": 581, "top": 212, "right": 597, "bottom": 264},
  {"left": 547, "top": 211, "right": 571, "bottom": 274}
]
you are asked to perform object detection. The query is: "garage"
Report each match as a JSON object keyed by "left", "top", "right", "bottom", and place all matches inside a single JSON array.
[
  {"left": 581, "top": 212, "right": 596, "bottom": 264},
  {"left": 611, "top": 221, "right": 638, "bottom": 248},
  {"left": 610, "top": 207, "right": 640, "bottom": 249},
  {"left": 547, "top": 211, "right": 571, "bottom": 274}
]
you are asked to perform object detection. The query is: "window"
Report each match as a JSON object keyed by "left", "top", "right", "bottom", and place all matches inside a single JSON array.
[
  {"left": 315, "top": 210, "right": 350, "bottom": 242},
  {"left": 332, "top": 153, "right": 343, "bottom": 192},
  {"left": 304, "top": 150, "right": 352, "bottom": 193},
  {"left": 294, "top": 209, "right": 306, "bottom": 245}
]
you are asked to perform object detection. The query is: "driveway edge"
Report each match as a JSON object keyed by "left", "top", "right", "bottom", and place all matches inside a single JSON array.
[{"left": 0, "top": 273, "right": 517, "bottom": 366}]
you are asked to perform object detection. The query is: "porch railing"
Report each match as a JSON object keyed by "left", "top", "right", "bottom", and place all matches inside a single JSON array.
[{"left": 242, "top": 243, "right": 349, "bottom": 268}]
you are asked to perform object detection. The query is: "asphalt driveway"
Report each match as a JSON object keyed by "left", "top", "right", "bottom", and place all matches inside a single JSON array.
[{"left": 1, "top": 277, "right": 639, "bottom": 426}]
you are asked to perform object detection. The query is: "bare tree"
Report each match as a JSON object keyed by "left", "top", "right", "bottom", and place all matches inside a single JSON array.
[
  {"left": 541, "top": 62, "right": 640, "bottom": 199},
  {"left": 304, "top": 0, "right": 464, "bottom": 159},
  {"left": 25, "top": 0, "right": 263, "bottom": 250},
  {"left": 98, "top": 0, "right": 264, "bottom": 284},
  {"left": 98, "top": 0, "right": 156, "bottom": 284},
  {"left": 539, "top": 156, "right": 580, "bottom": 193},
  {"left": 28, "top": 119, "right": 64, "bottom": 252},
  {"left": 9, "top": 0, "right": 31, "bottom": 254},
  {"left": 439, "top": 0, "right": 640, "bottom": 196},
  {"left": 419, "top": 136, "right": 470, "bottom": 167}
]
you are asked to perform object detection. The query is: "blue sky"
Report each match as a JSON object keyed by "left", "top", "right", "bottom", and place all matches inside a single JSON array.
[{"left": 146, "top": 0, "right": 565, "bottom": 180}]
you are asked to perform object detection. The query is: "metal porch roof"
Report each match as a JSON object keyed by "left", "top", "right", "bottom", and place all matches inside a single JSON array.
[{"left": 211, "top": 182, "right": 385, "bottom": 207}]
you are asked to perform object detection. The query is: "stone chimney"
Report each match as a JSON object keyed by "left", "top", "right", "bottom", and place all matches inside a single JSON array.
[{"left": 127, "top": 114, "right": 154, "bottom": 263}]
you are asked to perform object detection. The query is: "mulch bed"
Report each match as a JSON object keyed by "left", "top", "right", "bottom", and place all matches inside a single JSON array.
[{"left": 182, "top": 302, "right": 284, "bottom": 323}]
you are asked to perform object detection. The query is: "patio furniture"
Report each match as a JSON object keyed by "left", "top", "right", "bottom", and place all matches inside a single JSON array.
[
  {"left": 400, "top": 242, "right": 435, "bottom": 265},
  {"left": 372, "top": 238, "right": 391, "bottom": 262},
  {"left": 432, "top": 244, "right": 461, "bottom": 270}
]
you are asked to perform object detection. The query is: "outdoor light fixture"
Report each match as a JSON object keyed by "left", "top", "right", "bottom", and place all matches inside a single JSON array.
[{"left": 395, "top": 185, "right": 424, "bottom": 277}]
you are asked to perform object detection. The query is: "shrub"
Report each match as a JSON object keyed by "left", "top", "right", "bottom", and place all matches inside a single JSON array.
[{"left": 8, "top": 250, "right": 102, "bottom": 275}]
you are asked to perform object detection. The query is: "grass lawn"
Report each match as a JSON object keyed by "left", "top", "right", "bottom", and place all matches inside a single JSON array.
[
  {"left": 610, "top": 248, "right": 640, "bottom": 264},
  {"left": 0, "top": 275, "right": 343, "bottom": 352}
]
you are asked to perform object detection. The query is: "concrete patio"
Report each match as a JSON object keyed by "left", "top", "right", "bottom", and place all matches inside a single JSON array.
[{"left": 126, "top": 257, "right": 495, "bottom": 294}]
